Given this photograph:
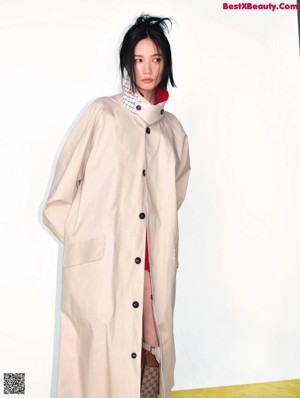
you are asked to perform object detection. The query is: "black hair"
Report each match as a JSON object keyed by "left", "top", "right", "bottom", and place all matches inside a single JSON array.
[{"left": 119, "top": 14, "right": 176, "bottom": 91}]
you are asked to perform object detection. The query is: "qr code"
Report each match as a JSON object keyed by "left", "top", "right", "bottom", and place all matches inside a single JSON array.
[{"left": 3, "top": 373, "right": 25, "bottom": 394}]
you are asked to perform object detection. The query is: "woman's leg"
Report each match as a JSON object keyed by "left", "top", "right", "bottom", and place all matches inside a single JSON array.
[
  {"left": 143, "top": 269, "right": 159, "bottom": 346},
  {"left": 141, "top": 269, "right": 160, "bottom": 397}
]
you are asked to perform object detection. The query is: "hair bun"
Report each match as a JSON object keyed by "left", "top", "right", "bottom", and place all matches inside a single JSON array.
[{"left": 135, "top": 14, "right": 172, "bottom": 34}]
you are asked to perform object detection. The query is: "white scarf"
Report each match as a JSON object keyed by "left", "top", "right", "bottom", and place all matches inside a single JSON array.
[{"left": 122, "top": 74, "right": 142, "bottom": 116}]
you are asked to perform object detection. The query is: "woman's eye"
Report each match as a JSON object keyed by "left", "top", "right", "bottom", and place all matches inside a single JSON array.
[
  {"left": 153, "top": 58, "right": 162, "bottom": 63},
  {"left": 134, "top": 58, "right": 142, "bottom": 63}
]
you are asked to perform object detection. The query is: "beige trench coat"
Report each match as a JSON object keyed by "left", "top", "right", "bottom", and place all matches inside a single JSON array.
[{"left": 43, "top": 90, "right": 191, "bottom": 398}]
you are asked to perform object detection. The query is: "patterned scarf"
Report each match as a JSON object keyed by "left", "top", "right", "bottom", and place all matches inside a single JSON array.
[{"left": 122, "top": 74, "right": 142, "bottom": 115}]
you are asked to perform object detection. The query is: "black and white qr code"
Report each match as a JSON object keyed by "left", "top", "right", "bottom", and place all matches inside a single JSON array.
[{"left": 3, "top": 373, "right": 25, "bottom": 394}]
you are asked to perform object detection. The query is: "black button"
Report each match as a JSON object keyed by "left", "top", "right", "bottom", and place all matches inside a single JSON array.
[
  {"left": 142, "top": 169, "right": 146, "bottom": 176},
  {"left": 135, "top": 257, "right": 141, "bottom": 264},
  {"left": 139, "top": 212, "right": 145, "bottom": 219},
  {"left": 131, "top": 352, "right": 137, "bottom": 358},
  {"left": 160, "top": 109, "right": 164, "bottom": 115},
  {"left": 136, "top": 105, "right": 141, "bottom": 111},
  {"left": 132, "top": 301, "right": 139, "bottom": 308},
  {"left": 146, "top": 127, "right": 151, "bottom": 134}
]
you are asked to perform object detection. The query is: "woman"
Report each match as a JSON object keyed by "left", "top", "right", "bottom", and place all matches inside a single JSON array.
[{"left": 43, "top": 14, "right": 191, "bottom": 398}]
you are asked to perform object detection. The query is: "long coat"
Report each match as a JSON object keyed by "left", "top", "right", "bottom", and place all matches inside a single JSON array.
[{"left": 43, "top": 89, "right": 191, "bottom": 398}]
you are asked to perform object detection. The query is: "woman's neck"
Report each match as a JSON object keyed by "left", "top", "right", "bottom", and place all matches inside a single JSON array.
[{"left": 137, "top": 88, "right": 156, "bottom": 105}]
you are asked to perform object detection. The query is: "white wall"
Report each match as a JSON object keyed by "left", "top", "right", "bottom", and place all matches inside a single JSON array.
[{"left": 0, "top": 0, "right": 299, "bottom": 396}]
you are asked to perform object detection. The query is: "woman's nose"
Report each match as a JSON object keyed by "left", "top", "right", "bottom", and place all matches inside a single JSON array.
[{"left": 143, "top": 61, "right": 152, "bottom": 74}]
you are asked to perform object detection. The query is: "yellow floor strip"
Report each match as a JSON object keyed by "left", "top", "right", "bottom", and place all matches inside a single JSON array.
[{"left": 170, "top": 379, "right": 300, "bottom": 398}]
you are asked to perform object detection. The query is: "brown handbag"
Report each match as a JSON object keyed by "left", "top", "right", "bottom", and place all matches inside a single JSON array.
[{"left": 140, "top": 344, "right": 160, "bottom": 398}]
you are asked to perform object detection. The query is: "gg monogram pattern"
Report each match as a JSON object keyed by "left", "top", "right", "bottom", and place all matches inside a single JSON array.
[{"left": 140, "top": 365, "right": 160, "bottom": 398}]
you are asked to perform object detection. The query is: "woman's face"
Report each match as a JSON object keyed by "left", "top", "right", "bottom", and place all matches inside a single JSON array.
[{"left": 133, "top": 38, "right": 164, "bottom": 99}]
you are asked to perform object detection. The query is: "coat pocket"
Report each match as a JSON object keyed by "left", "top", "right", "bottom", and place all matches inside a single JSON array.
[{"left": 63, "top": 235, "right": 106, "bottom": 267}]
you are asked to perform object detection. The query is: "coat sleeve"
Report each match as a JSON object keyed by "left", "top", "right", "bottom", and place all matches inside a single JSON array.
[
  {"left": 43, "top": 101, "right": 100, "bottom": 243},
  {"left": 176, "top": 134, "right": 191, "bottom": 211}
]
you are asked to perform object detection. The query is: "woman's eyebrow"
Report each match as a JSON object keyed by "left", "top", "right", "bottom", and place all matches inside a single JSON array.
[{"left": 134, "top": 53, "right": 163, "bottom": 57}]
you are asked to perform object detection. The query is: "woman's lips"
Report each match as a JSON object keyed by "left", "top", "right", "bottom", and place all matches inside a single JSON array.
[{"left": 142, "top": 79, "right": 153, "bottom": 83}]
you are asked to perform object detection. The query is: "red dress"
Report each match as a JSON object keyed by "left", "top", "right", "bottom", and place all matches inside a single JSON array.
[{"left": 142, "top": 87, "right": 169, "bottom": 271}]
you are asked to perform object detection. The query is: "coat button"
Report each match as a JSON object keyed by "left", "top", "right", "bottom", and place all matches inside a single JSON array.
[
  {"left": 139, "top": 212, "right": 145, "bottom": 219},
  {"left": 160, "top": 109, "right": 164, "bottom": 115},
  {"left": 132, "top": 301, "right": 139, "bottom": 308},
  {"left": 142, "top": 169, "right": 146, "bottom": 176},
  {"left": 131, "top": 352, "right": 137, "bottom": 358},
  {"left": 146, "top": 127, "right": 151, "bottom": 134},
  {"left": 136, "top": 105, "right": 141, "bottom": 111},
  {"left": 135, "top": 257, "right": 141, "bottom": 264}
]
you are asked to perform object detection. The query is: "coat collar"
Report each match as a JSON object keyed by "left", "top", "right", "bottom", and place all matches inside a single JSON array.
[{"left": 119, "top": 75, "right": 168, "bottom": 125}]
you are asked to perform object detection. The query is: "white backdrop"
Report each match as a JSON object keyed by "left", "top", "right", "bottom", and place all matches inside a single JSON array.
[{"left": 0, "top": 0, "right": 300, "bottom": 396}]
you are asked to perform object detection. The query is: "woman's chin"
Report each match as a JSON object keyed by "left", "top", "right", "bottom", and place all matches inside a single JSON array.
[{"left": 137, "top": 85, "right": 156, "bottom": 95}]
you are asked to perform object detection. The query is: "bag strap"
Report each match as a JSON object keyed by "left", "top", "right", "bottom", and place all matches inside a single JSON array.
[{"left": 142, "top": 341, "right": 161, "bottom": 364}]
